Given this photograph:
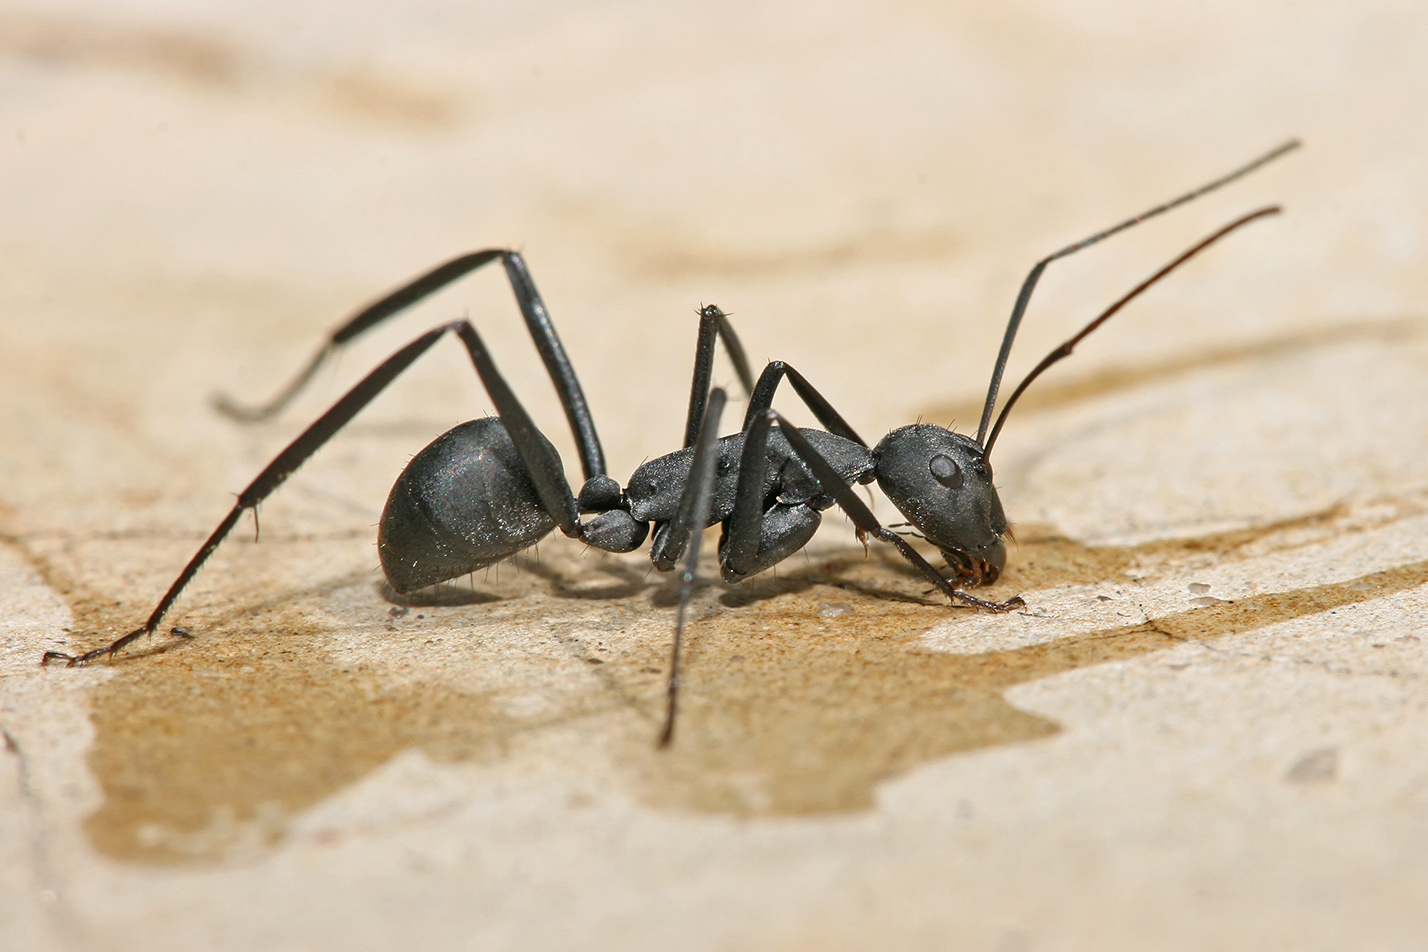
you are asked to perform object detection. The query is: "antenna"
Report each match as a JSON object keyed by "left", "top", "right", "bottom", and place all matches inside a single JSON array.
[
  {"left": 974, "top": 139, "right": 1301, "bottom": 447},
  {"left": 981, "top": 205, "right": 1282, "bottom": 458}
]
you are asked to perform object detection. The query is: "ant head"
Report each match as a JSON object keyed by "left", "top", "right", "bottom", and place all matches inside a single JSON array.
[{"left": 873, "top": 424, "right": 1008, "bottom": 585}]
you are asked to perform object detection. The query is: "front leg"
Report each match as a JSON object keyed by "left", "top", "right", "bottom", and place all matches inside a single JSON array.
[{"left": 766, "top": 411, "right": 1025, "bottom": 612}]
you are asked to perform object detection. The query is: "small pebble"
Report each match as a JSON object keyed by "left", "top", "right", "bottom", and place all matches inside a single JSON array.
[{"left": 1285, "top": 747, "right": 1338, "bottom": 783}]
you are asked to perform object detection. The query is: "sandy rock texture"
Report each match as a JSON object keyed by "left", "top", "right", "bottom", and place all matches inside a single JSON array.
[{"left": 2, "top": 1, "right": 1427, "bottom": 949}]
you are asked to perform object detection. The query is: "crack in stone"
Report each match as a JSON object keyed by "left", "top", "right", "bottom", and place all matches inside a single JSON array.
[{"left": 1, "top": 723, "right": 84, "bottom": 949}]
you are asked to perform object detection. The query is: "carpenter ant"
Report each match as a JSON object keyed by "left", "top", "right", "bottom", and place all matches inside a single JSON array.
[{"left": 44, "top": 141, "right": 1299, "bottom": 746}]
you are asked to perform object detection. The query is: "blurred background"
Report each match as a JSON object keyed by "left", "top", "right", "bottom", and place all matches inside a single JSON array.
[{"left": 3, "top": 0, "right": 1424, "bottom": 538}]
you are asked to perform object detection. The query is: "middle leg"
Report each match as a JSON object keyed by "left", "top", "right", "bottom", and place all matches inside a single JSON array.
[
  {"left": 681, "top": 304, "right": 755, "bottom": 449},
  {"left": 656, "top": 387, "right": 730, "bottom": 747}
]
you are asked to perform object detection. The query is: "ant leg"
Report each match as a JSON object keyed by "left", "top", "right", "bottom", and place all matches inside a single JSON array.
[
  {"left": 45, "top": 320, "right": 580, "bottom": 667},
  {"left": 682, "top": 305, "right": 755, "bottom": 449},
  {"left": 764, "top": 410, "right": 1024, "bottom": 612},
  {"left": 215, "top": 249, "right": 611, "bottom": 485},
  {"left": 741, "top": 361, "right": 867, "bottom": 447},
  {"left": 720, "top": 407, "right": 865, "bottom": 581},
  {"left": 450, "top": 321, "right": 579, "bottom": 535},
  {"left": 723, "top": 407, "right": 777, "bottom": 576},
  {"left": 656, "top": 388, "right": 729, "bottom": 748}
]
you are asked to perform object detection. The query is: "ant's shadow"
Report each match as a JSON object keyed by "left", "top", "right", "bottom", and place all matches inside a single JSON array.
[
  {"left": 377, "top": 540, "right": 940, "bottom": 612},
  {"left": 379, "top": 548, "right": 654, "bottom": 606}
]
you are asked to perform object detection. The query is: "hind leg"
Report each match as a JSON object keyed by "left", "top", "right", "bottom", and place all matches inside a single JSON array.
[{"left": 45, "top": 319, "right": 585, "bottom": 666}]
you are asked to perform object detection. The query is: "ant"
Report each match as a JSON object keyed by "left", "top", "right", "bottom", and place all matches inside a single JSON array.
[{"left": 44, "top": 141, "right": 1299, "bottom": 746}]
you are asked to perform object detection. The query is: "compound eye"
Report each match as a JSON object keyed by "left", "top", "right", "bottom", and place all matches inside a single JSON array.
[{"left": 929, "top": 454, "right": 963, "bottom": 490}]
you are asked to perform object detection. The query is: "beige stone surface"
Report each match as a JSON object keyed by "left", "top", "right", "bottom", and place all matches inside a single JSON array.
[{"left": 3, "top": 1, "right": 1427, "bottom": 949}]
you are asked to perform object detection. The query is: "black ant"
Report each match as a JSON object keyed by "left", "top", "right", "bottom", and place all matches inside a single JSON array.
[{"left": 44, "top": 141, "right": 1299, "bottom": 746}]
